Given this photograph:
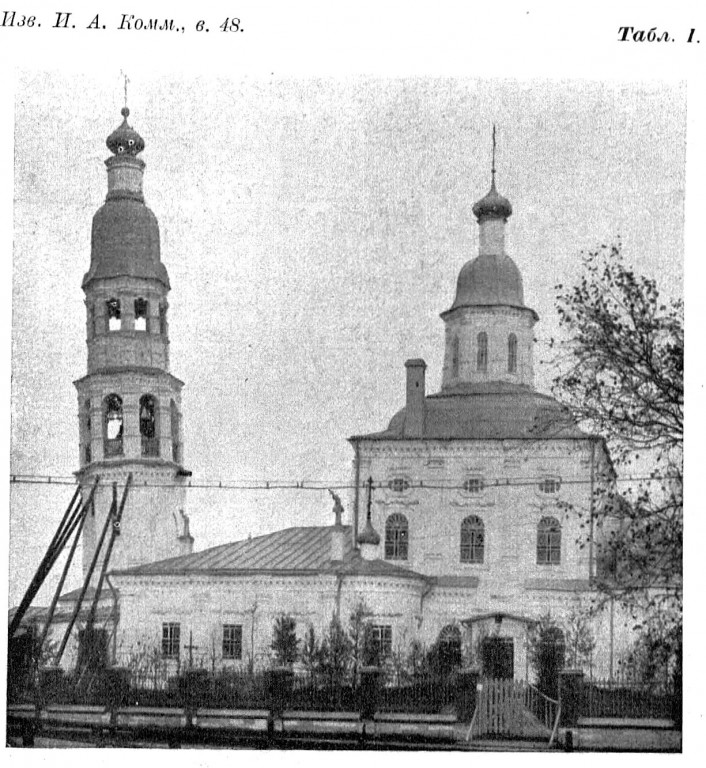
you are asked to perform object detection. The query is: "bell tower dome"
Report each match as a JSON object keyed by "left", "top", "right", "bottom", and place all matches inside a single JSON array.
[
  {"left": 74, "top": 107, "right": 193, "bottom": 576},
  {"left": 441, "top": 127, "right": 538, "bottom": 391}
]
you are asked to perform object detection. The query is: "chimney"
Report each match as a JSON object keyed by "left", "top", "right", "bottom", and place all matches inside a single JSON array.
[
  {"left": 329, "top": 490, "right": 346, "bottom": 562},
  {"left": 404, "top": 359, "right": 426, "bottom": 438}
]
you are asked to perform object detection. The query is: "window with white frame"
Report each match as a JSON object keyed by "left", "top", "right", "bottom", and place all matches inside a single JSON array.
[
  {"left": 387, "top": 477, "right": 410, "bottom": 493},
  {"left": 537, "top": 516, "right": 561, "bottom": 565},
  {"left": 370, "top": 625, "right": 392, "bottom": 659},
  {"left": 162, "top": 622, "right": 180, "bottom": 658},
  {"left": 222, "top": 624, "right": 243, "bottom": 660},
  {"left": 462, "top": 477, "right": 485, "bottom": 494},
  {"left": 460, "top": 515, "right": 485, "bottom": 563},
  {"left": 385, "top": 513, "right": 409, "bottom": 560},
  {"left": 538, "top": 478, "right": 561, "bottom": 494}
]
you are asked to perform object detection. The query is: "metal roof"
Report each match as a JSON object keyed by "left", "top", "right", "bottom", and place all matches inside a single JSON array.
[
  {"left": 351, "top": 382, "right": 589, "bottom": 441},
  {"left": 111, "top": 525, "right": 426, "bottom": 581}
]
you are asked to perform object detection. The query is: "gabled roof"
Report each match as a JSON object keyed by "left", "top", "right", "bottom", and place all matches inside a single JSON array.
[{"left": 111, "top": 525, "right": 426, "bottom": 582}]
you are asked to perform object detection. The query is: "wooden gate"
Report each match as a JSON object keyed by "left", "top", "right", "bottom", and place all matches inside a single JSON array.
[
  {"left": 467, "top": 679, "right": 560, "bottom": 744},
  {"left": 468, "top": 678, "right": 526, "bottom": 739}
]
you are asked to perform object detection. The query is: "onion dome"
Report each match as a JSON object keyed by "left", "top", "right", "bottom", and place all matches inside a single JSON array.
[
  {"left": 357, "top": 518, "right": 381, "bottom": 546},
  {"left": 472, "top": 178, "right": 512, "bottom": 222},
  {"left": 106, "top": 107, "right": 145, "bottom": 156},
  {"left": 449, "top": 252, "right": 525, "bottom": 309}
]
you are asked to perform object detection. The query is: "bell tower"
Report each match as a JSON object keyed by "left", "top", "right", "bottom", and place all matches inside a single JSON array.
[{"left": 74, "top": 107, "right": 193, "bottom": 576}]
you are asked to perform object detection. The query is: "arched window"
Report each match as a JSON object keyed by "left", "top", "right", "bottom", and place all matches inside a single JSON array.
[
  {"left": 460, "top": 515, "right": 485, "bottom": 563},
  {"left": 83, "top": 399, "right": 92, "bottom": 464},
  {"left": 385, "top": 513, "right": 409, "bottom": 561},
  {"left": 106, "top": 298, "right": 121, "bottom": 332},
  {"left": 537, "top": 516, "right": 561, "bottom": 565},
  {"left": 437, "top": 624, "right": 463, "bottom": 671},
  {"left": 134, "top": 298, "right": 149, "bottom": 332},
  {"left": 508, "top": 333, "right": 517, "bottom": 373},
  {"left": 103, "top": 394, "right": 123, "bottom": 457},
  {"left": 477, "top": 332, "right": 488, "bottom": 372},
  {"left": 159, "top": 302, "right": 168, "bottom": 336},
  {"left": 451, "top": 335, "right": 460, "bottom": 378},
  {"left": 140, "top": 394, "right": 159, "bottom": 456},
  {"left": 171, "top": 399, "right": 181, "bottom": 463}
]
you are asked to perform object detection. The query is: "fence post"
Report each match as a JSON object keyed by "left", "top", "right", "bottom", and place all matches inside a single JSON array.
[
  {"left": 558, "top": 669, "right": 584, "bottom": 727},
  {"left": 179, "top": 668, "right": 210, "bottom": 729},
  {"left": 266, "top": 667, "right": 294, "bottom": 722},
  {"left": 358, "top": 666, "right": 381, "bottom": 720},
  {"left": 455, "top": 668, "right": 479, "bottom": 722},
  {"left": 38, "top": 665, "right": 65, "bottom": 705}
]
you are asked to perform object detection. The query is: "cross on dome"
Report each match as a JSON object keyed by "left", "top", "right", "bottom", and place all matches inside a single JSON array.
[{"left": 472, "top": 125, "right": 512, "bottom": 222}]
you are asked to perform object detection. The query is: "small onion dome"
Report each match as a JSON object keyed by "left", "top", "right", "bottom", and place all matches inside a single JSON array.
[
  {"left": 357, "top": 519, "right": 381, "bottom": 546},
  {"left": 472, "top": 179, "right": 512, "bottom": 222},
  {"left": 106, "top": 107, "right": 145, "bottom": 156}
]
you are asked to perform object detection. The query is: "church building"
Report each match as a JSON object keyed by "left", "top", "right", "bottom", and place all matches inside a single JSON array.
[{"left": 43, "top": 105, "right": 631, "bottom": 680}]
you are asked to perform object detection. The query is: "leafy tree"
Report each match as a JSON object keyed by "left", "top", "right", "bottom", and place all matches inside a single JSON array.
[
  {"left": 348, "top": 599, "right": 372, "bottom": 676},
  {"left": 320, "top": 614, "right": 352, "bottom": 681},
  {"left": 619, "top": 613, "right": 681, "bottom": 692},
  {"left": 300, "top": 625, "right": 323, "bottom": 678},
  {"left": 406, "top": 639, "right": 426, "bottom": 677},
  {"left": 271, "top": 614, "right": 299, "bottom": 666},
  {"left": 526, "top": 613, "right": 566, "bottom": 697},
  {"left": 550, "top": 242, "right": 682, "bottom": 648},
  {"left": 361, "top": 622, "right": 381, "bottom": 668},
  {"left": 564, "top": 604, "right": 596, "bottom": 672}
]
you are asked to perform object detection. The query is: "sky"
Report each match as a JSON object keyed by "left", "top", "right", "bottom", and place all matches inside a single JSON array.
[{"left": 8, "top": 74, "right": 685, "bottom": 607}]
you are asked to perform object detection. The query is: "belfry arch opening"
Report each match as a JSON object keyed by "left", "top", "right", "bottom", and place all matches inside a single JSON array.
[
  {"left": 103, "top": 394, "right": 124, "bottom": 457},
  {"left": 140, "top": 394, "right": 159, "bottom": 457},
  {"left": 106, "top": 298, "right": 121, "bottom": 332},
  {"left": 171, "top": 399, "right": 181, "bottom": 463},
  {"left": 134, "top": 298, "right": 149, "bottom": 332}
]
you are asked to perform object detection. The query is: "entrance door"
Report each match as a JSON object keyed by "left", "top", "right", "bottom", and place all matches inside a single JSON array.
[{"left": 481, "top": 636, "right": 514, "bottom": 679}]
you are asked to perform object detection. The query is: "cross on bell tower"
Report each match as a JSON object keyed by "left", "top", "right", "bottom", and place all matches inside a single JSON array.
[{"left": 74, "top": 104, "right": 194, "bottom": 576}]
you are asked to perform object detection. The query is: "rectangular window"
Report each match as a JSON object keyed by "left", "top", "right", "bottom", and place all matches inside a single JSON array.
[
  {"left": 222, "top": 624, "right": 243, "bottom": 660},
  {"left": 370, "top": 625, "right": 392, "bottom": 659},
  {"left": 162, "top": 622, "right": 180, "bottom": 659}
]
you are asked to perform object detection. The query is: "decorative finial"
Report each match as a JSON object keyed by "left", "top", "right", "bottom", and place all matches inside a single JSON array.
[
  {"left": 328, "top": 488, "right": 344, "bottom": 526},
  {"left": 357, "top": 477, "right": 380, "bottom": 546},
  {"left": 122, "top": 72, "right": 130, "bottom": 110}
]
